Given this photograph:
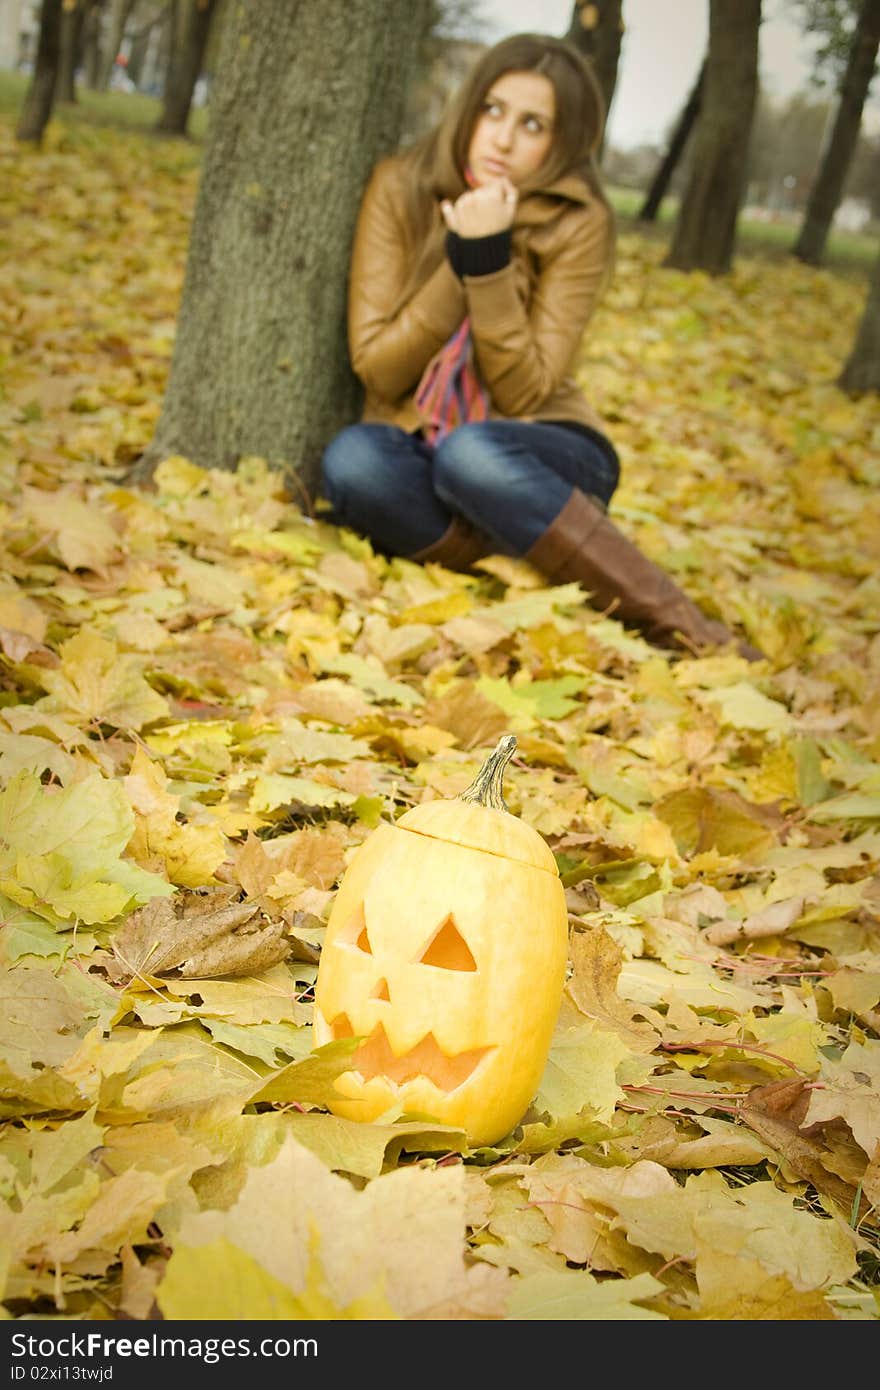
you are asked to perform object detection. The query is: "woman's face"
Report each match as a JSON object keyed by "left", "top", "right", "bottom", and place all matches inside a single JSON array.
[{"left": 466, "top": 70, "right": 556, "bottom": 188}]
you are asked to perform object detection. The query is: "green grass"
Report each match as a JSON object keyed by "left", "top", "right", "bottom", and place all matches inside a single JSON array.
[
  {"left": 2, "top": 68, "right": 874, "bottom": 278},
  {"left": 606, "top": 182, "right": 876, "bottom": 277},
  {"left": 0, "top": 68, "right": 208, "bottom": 140}
]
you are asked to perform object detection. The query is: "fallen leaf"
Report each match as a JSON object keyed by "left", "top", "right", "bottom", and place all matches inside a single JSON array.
[{"left": 112, "top": 891, "right": 290, "bottom": 980}]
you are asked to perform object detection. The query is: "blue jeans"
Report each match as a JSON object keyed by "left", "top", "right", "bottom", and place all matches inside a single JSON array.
[{"left": 319, "top": 420, "right": 620, "bottom": 556}]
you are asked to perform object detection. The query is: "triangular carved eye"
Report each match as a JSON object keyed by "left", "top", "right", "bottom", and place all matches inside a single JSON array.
[
  {"left": 339, "top": 903, "right": 373, "bottom": 954},
  {"left": 417, "top": 914, "right": 476, "bottom": 971}
]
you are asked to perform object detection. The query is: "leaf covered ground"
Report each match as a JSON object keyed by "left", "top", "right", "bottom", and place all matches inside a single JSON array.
[{"left": 1, "top": 115, "right": 879, "bottom": 1323}]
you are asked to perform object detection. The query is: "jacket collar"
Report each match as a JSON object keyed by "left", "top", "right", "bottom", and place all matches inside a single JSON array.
[{"left": 514, "top": 172, "right": 593, "bottom": 227}]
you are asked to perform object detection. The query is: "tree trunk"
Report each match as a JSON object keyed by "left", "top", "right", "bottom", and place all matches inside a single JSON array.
[
  {"left": 152, "top": 5, "right": 174, "bottom": 96},
  {"left": 794, "top": 0, "right": 880, "bottom": 265},
  {"left": 839, "top": 242, "right": 880, "bottom": 392},
  {"left": 98, "top": 0, "right": 135, "bottom": 88},
  {"left": 127, "top": 20, "right": 154, "bottom": 87},
  {"left": 57, "top": 0, "right": 88, "bottom": 102},
  {"left": 638, "top": 60, "right": 705, "bottom": 222},
  {"left": 664, "top": 0, "right": 761, "bottom": 275},
  {"left": 15, "top": 0, "right": 63, "bottom": 144},
  {"left": 139, "top": 19, "right": 166, "bottom": 94},
  {"left": 82, "top": 0, "right": 104, "bottom": 88},
  {"left": 155, "top": 0, "right": 217, "bottom": 135},
  {"left": 564, "top": 0, "right": 623, "bottom": 153},
  {"left": 129, "top": 0, "right": 433, "bottom": 497}
]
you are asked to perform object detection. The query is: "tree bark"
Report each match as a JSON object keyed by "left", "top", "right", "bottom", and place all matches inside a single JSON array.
[
  {"left": 155, "top": 0, "right": 217, "bottom": 135},
  {"left": 564, "top": 0, "right": 623, "bottom": 153},
  {"left": 129, "top": 0, "right": 433, "bottom": 498},
  {"left": 664, "top": 0, "right": 761, "bottom": 275},
  {"left": 98, "top": 0, "right": 135, "bottom": 88},
  {"left": 15, "top": 0, "right": 63, "bottom": 144},
  {"left": 794, "top": 0, "right": 880, "bottom": 265},
  {"left": 57, "top": 0, "right": 88, "bottom": 103},
  {"left": 839, "top": 241, "right": 880, "bottom": 391},
  {"left": 127, "top": 16, "right": 156, "bottom": 87},
  {"left": 82, "top": 0, "right": 105, "bottom": 88},
  {"left": 638, "top": 60, "right": 705, "bottom": 222}
]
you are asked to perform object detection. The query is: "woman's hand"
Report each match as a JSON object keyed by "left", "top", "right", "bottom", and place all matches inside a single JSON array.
[{"left": 440, "top": 177, "right": 518, "bottom": 238}]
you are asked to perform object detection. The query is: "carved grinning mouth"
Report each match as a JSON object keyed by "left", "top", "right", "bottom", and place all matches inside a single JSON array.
[{"left": 328, "top": 1014, "right": 492, "bottom": 1092}]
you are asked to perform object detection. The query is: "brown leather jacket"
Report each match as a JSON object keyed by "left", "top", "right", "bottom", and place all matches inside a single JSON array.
[{"left": 347, "top": 153, "right": 613, "bottom": 437}]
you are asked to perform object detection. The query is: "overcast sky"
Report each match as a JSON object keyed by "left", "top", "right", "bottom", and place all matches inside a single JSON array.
[{"left": 468, "top": 0, "right": 834, "bottom": 148}]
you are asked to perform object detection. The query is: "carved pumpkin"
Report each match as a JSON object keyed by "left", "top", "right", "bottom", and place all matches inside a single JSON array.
[{"left": 313, "top": 736, "right": 568, "bottom": 1145}]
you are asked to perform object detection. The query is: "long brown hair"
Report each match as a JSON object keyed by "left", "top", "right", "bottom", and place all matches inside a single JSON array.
[{"left": 397, "top": 33, "right": 613, "bottom": 283}]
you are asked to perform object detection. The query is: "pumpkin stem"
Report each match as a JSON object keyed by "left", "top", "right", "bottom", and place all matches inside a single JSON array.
[{"left": 459, "top": 735, "right": 517, "bottom": 812}]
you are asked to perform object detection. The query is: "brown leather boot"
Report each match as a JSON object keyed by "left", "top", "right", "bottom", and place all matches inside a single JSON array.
[
  {"left": 524, "top": 489, "right": 763, "bottom": 660},
  {"left": 408, "top": 515, "right": 495, "bottom": 574}
]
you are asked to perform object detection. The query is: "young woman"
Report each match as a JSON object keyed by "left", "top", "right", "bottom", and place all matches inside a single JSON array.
[{"left": 320, "top": 32, "right": 760, "bottom": 659}]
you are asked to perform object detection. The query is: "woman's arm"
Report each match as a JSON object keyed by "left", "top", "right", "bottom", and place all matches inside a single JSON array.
[
  {"left": 464, "top": 202, "right": 612, "bottom": 417},
  {"left": 347, "top": 159, "right": 467, "bottom": 402}
]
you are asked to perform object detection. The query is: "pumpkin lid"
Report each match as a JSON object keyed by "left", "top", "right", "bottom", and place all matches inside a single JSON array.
[
  {"left": 395, "top": 736, "right": 560, "bottom": 874},
  {"left": 397, "top": 798, "right": 560, "bottom": 873}
]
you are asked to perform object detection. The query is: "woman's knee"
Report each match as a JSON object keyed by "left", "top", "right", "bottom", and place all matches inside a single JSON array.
[
  {"left": 321, "top": 425, "right": 393, "bottom": 507},
  {"left": 433, "top": 425, "right": 510, "bottom": 509}
]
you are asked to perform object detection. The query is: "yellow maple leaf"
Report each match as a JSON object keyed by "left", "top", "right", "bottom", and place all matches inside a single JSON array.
[
  {"left": 22, "top": 489, "right": 121, "bottom": 575},
  {"left": 153, "top": 455, "right": 212, "bottom": 496},
  {"left": 37, "top": 630, "right": 169, "bottom": 731},
  {"left": 123, "top": 745, "right": 227, "bottom": 887},
  {"left": 0, "top": 770, "right": 173, "bottom": 926}
]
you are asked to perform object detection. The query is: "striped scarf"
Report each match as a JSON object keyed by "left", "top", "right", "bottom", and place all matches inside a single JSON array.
[
  {"left": 414, "top": 317, "right": 489, "bottom": 447},
  {"left": 414, "top": 167, "right": 489, "bottom": 447}
]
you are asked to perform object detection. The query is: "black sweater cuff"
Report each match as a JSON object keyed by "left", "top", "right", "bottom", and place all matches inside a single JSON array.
[{"left": 445, "top": 228, "right": 512, "bottom": 279}]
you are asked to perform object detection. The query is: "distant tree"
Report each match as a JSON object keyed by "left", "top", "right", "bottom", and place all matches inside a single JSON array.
[
  {"left": 57, "top": 0, "right": 91, "bottom": 102},
  {"left": 15, "top": 0, "right": 63, "bottom": 144},
  {"left": 129, "top": 0, "right": 433, "bottom": 495},
  {"left": 846, "top": 129, "right": 880, "bottom": 216},
  {"left": 81, "top": 0, "right": 106, "bottom": 87},
  {"left": 99, "top": 0, "right": 136, "bottom": 88},
  {"left": 793, "top": 0, "right": 880, "bottom": 264},
  {"left": 637, "top": 59, "right": 705, "bottom": 222},
  {"left": 156, "top": 0, "right": 219, "bottom": 135},
  {"left": 746, "top": 89, "right": 833, "bottom": 207},
  {"left": 564, "top": 0, "right": 623, "bottom": 152},
  {"left": 664, "top": 0, "right": 761, "bottom": 275},
  {"left": 839, "top": 243, "right": 880, "bottom": 391},
  {"left": 127, "top": 4, "right": 168, "bottom": 88},
  {"left": 788, "top": 0, "right": 864, "bottom": 78}
]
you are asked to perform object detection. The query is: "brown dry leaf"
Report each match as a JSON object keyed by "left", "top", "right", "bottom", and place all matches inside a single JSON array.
[
  {"left": 654, "top": 785, "right": 779, "bottom": 860},
  {"left": 0, "top": 625, "right": 57, "bottom": 666},
  {"left": 803, "top": 1041, "right": 880, "bottom": 1158},
  {"left": 739, "top": 1079, "right": 876, "bottom": 1227},
  {"left": 233, "top": 827, "right": 347, "bottom": 900},
  {"left": 112, "top": 889, "right": 290, "bottom": 980},
  {"left": 566, "top": 924, "right": 661, "bottom": 1053},
  {"left": 421, "top": 681, "right": 512, "bottom": 750}
]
